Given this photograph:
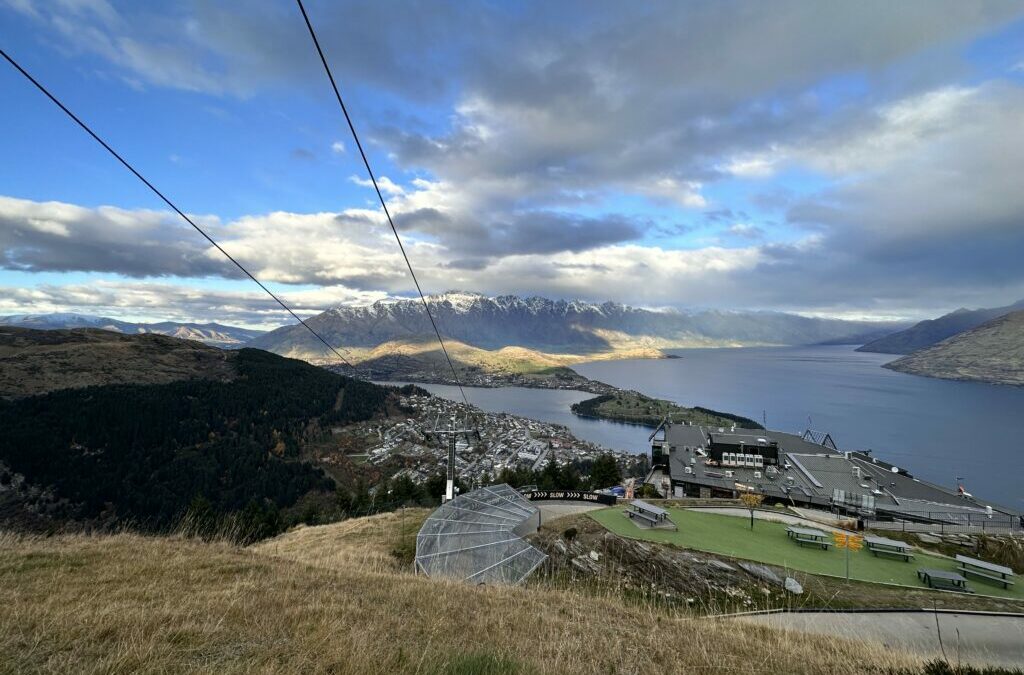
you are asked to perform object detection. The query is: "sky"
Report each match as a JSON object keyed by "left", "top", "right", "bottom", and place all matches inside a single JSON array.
[{"left": 2, "top": 0, "right": 1024, "bottom": 329}]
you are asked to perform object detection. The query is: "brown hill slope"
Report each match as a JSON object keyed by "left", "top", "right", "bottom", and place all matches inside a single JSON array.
[
  {"left": 0, "top": 518, "right": 924, "bottom": 674},
  {"left": 857, "top": 299, "right": 1024, "bottom": 355},
  {"left": 0, "top": 327, "right": 236, "bottom": 399},
  {"left": 884, "top": 310, "right": 1024, "bottom": 386}
]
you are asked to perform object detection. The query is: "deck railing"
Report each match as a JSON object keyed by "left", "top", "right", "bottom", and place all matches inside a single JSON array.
[{"left": 865, "top": 511, "right": 1022, "bottom": 535}]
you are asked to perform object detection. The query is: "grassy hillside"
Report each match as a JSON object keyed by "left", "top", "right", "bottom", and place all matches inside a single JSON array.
[
  {"left": 323, "top": 337, "right": 659, "bottom": 390},
  {"left": 347, "top": 338, "right": 628, "bottom": 373},
  {"left": 571, "top": 390, "right": 764, "bottom": 428},
  {"left": 253, "top": 507, "right": 430, "bottom": 574},
  {"left": 0, "top": 327, "right": 237, "bottom": 399},
  {"left": 884, "top": 310, "right": 1024, "bottom": 386},
  {"left": 0, "top": 513, "right": 928, "bottom": 674}
]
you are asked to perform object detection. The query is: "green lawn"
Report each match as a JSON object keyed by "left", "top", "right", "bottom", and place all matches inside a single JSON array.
[{"left": 589, "top": 506, "right": 1023, "bottom": 599}]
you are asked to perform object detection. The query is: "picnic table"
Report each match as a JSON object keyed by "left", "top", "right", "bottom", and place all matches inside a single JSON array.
[
  {"left": 918, "top": 568, "right": 973, "bottom": 593},
  {"left": 955, "top": 554, "right": 1015, "bottom": 590},
  {"left": 863, "top": 535, "right": 915, "bottom": 562},
  {"left": 785, "top": 526, "right": 833, "bottom": 550},
  {"left": 625, "top": 500, "right": 676, "bottom": 530}
]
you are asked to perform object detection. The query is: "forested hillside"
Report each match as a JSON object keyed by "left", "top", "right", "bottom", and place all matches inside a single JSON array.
[{"left": 0, "top": 348, "right": 409, "bottom": 538}]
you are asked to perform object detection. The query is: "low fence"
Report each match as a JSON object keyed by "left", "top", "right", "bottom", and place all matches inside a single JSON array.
[
  {"left": 866, "top": 511, "right": 1022, "bottom": 535},
  {"left": 524, "top": 490, "right": 617, "bottom": 506}
]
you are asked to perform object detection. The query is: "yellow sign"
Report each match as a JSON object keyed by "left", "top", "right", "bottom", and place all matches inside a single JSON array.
[{"left": 832, "top": 532, "right": 863, "bottom": 549}]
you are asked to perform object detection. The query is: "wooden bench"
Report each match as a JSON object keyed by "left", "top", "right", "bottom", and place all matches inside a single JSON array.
[
  {"left": 918, "top": 568, "right": 973, "bottom": 593},
  {"left": 626, "top": 509, "right": 660, "bottom": 525},
  {"left": 955, "top": 554, "right": 1015, "bottom": 590},
  {"left": 868, "top": 545, "right": 914, "bottom": 561},
  {"left": 793, "top": 535, "right": 833, "bottom": 549}
]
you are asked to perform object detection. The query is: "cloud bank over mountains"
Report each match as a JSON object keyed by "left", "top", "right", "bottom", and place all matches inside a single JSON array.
[{"left": 2, "top": 0, "right": 1024, "bottom": 326}]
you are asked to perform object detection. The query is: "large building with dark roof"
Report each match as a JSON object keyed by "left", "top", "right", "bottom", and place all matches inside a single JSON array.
[{"left": 645, "top": 422, "right": 1021, "bottom": 527}]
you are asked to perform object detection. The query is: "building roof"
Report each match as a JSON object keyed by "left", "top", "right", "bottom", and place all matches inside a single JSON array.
[
  {"left": 662, "top": 424, "right": 838, "bottom": 456},
  {"left": 660, "top": 423, "right": 1020, "bottom": 518},
  {"left": 706, "top": 431, "right": 775, "bottom": 446},
  {"left": 661, "top": 423, "right": 706, "bottom": 448}
]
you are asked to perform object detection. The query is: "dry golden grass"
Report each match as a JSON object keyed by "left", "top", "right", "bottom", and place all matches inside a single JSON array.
[
  {"left": 252, "top": 507, "right": 431, "bottom": 574},
  {"left": 0, "top": 516, "right": 927, "bottom": 675}
]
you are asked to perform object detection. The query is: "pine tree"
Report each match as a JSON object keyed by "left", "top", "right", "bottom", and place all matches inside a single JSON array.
[{"left": 590, "top": 453, "right": 622, "bottom": 489}]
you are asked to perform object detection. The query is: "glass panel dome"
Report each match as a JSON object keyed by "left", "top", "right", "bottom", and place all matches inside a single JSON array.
[{"left": 414, "top": 484, "right": 547, "bottom": 585}]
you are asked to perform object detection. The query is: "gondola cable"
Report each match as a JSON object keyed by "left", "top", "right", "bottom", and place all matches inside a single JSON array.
[
  {"left": 294, "top": 0, "right": 471, "bottom": 407},
  {"left": 0, "top": 47, "right": 356, "bottom": 369}
]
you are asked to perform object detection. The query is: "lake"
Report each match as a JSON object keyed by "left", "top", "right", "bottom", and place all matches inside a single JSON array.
[{"left": 398, "top": 346, "right": 1024, "bottom": 510}]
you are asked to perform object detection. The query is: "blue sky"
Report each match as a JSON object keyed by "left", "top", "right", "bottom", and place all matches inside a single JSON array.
[{"left": 2, "top": 0, "right": 1024, "bottom": 328}]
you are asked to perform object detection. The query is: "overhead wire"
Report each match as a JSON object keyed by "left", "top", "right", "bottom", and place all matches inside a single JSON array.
[
  {"left": 294, "top": 0, "right": 471, "bottom": 407},
  {"left": 0, "top": 47, "right": 355, "bottom": 370}
]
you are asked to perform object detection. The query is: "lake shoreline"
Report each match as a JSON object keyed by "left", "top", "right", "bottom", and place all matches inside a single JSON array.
[{"left": 382, "top": 346, "right": 1024, "bottom": 509}]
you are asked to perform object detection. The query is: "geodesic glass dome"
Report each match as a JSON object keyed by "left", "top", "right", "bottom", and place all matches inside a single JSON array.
[{"left": 414, "top": 484, "right": 547, "bottom": 585}]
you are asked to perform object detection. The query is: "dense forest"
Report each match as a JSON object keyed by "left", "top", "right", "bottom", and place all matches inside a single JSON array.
[{"left": 0, "top": 349, "right": 416, "bottom": 539}]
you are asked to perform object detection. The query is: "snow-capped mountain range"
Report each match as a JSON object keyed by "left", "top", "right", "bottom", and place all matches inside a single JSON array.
[
  {"left": 3, "top": 293, "right": 906, "bottom": 361},
  {"left": 247, "top": 291, "right": 905, "bottom": 358}
]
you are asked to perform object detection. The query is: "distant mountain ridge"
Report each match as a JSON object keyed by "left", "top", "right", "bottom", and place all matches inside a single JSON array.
[
  {"left": 856, "top": 299, "right": 1024, "bottom": 355},
  {"left": 0, "top": 312, "right": 264, "bottom": 347},
  {"left": 0, "top": 327, "right": 237, "bottom": 399},
  {"left": 248, "top": 291, "right": 904, "bottom": 362},
  {"left": 884, "top": 310, "right": 1024, "bottom": 386}
]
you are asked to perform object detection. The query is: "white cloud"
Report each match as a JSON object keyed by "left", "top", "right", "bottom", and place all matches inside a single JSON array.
[
  {"left": 5, "top": 4, "right": 1024, "bottom": 319},
  {"left": 802, "top": 86, "right": 978, "bottom": 175},
  {"left": 637, "top": 178, "right": 707, "bottom": 208},
  {"left": 727, "top": 224, "right": 763, "bottom": 239},
  {"left": 718, "top": 87, "right": 981, "bottom": 180},
  {"left": 4, "top": 164, "right": 1024, "bottom": 320},
  {"left": 349, "top": 175, "right": 406, "bottom": 197},
  {"left": 0, "top": 279, "right": 392, "bottom": 329},
  {"left": 721, "top": 153, "right": 780, "bottom": 178},
  {"left": 26, "top": 217, "right": 70, "bottom": 237}
]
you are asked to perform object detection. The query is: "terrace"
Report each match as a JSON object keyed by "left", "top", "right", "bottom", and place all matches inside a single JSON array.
[{"left": 589, "top": 505, "right": 1024, "bottom": 600}]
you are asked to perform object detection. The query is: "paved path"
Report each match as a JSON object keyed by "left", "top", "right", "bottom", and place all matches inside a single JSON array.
[
  {"left": 738, "top": 611, "right": 1024, "bottom": 668},
  {"left": 691, "top": 506, "right": 848, "bottom": 534},
  {"left": 536, "top": 501, "right": 605, "bottom": 524}
]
